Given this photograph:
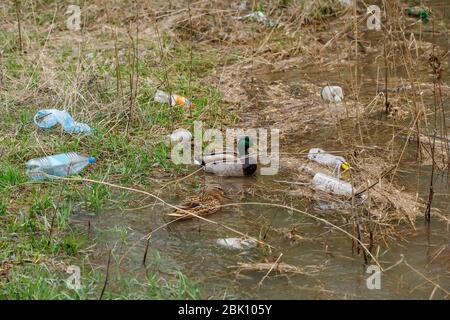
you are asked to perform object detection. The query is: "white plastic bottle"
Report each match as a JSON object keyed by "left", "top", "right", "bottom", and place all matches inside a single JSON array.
[
  {"left": 27, "top": 152, "right": 95, "bottom": 181},
  {"left": 154, "top": 89, "right": 192, "bottom": 109},
  {"left": 308, "top": 148, "right": 349, "bottom": 172},
  {"left": 321, "top": 86, "right": 344, "bottom": 102},
  {"left": 312, "top": 172, "right": 353, "bottom": 197},
  {"left": 154, "top": 89, "right": 171, "bottom": 104}
]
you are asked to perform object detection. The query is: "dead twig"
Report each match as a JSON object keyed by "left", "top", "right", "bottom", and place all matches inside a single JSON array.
[{"left": 258, "top": 253, "right": 283, "bottom": 287}]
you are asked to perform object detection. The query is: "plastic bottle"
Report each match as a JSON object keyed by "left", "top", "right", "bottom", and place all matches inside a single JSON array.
[
  {"left": 27, "top": 152, "right": 95, "bottom": 181},
  {"left": 216, "top": 238, "right": 257, "bottom": 250},
  {"left": 321, "top": 86, "right": 344, "bottom": 102},
  {"left": 154, "top": 89, "right": 192, "bottom": 109},
  {"left": 312, "top": 172, "right": 353, "bottom": 197},
  {"left": 308, "top": 148, "right": 350, "bottom": 172},
  {"left": 33, "top": 109, "right": 91, "bottom": 134}
]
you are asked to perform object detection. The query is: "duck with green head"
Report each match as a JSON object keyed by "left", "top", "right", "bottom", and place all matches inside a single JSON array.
[{"left": 194, "top": 136, "right": 257, "bottom": 176}]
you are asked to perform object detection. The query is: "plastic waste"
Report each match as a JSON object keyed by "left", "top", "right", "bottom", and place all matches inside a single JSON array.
[
  {"left": 165, "top": 129, "right": 192, "bottom": 146},
  {"left": 27, "top": 152, "right": 95, "bottom": 181},
  {"left": 154, "top": 89, "right": 193, "bottom": 109},
  {"left": 231, "top": 1, "right": 248, "bottom": 11},
  {"left": 405, "top": 7, "right": 430, "bottom": 23},
  {"left": 308, "top": 148, "right": 350, "bottom": 173},
  {"left": 312, "top": 172, "right": 353, "bottom": 197},
  {"left": 321, "top": 86, "right": 344, "bottom": 102},
  {"left": 340, "top": 0, "right": 352, "bottom": 6},
  {"left": 34, "top": 109, "right": 91, "bottom": 134},
  {"left": 242, "top": 11, "right": 277, "bottom": 28},
  {"left": 314, "top": 198, "right": 347, "bottom": 211},
  {"left": 216, "top": 237, "right": 257, "bottom": 250}
]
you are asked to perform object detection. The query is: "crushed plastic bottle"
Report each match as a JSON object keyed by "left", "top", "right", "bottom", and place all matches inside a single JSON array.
[
  {"left": 216, "top": 237, "right": 257, "bottom": 250},
  {"left": 34, "top": 109, "right": 92, "bottom": 134},
  {"left": 312, "top": 172, "right": 353, "bottom": 197},
  {"left": 154, "top": 89, "right": 193, "bottom": 109},
  {"left": 308, "top": 148, "right": 350, "bottom": 173},
  {"left": 27, "top": 152, "right": 95, "bottom": 181},
  {"left": 321, "top": 86, "right": 344, "bottom": 102},
  {"left": 340, "top": 0, "right": 352, "bottom": 6}
]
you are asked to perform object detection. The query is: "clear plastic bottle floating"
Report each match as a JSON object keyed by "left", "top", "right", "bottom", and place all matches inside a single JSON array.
[
  {"left": 154, "top": 89, "right": 193, "bottom": 109},
  {"left": 321, "top": 86, "right": 344, "bottom": 102},
  {"left": 27, "top": 152, "right": 95, "bottom": 181},
  {"left": 312, "top": 173, "right": 353, "bottom": 197},
  {"left": 308, "top": 148, "right": 350, "bottom": 172},
  {"left": 216, "top": 237, "right": 257, "bottom": 250}
]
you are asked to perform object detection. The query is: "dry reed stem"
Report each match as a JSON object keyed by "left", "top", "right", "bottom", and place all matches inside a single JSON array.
[{"left": 258, "top": 253, "right": 283, "bottom": 287}]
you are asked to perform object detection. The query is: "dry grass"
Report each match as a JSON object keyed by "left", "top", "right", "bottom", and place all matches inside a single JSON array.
[{"left": 234, "top": 261, "right": 324, "bottom": 276}]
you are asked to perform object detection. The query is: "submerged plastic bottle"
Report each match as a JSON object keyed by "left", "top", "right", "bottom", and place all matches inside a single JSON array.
[
  {"left": 216, "top": 238, "right": 257, "bottom": 250},
  {"left": 154, "top": 89, "right": 192, "bottom": 109},
  {"left": 26, "top": 152, "right": 95, "bottom": 181},
  {"left": 321, "top": 86, "right": 344, "bottom": 102},
  {"left": 312, "top": 172, "right": 353, "bottom": 197},
  {"left": 308, "top": 148, "right": 350, "bottom": 173}
]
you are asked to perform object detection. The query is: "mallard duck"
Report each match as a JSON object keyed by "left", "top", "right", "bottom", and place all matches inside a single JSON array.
[
  {"left": 194, "top": 136, "right": 257, "bottom": 177},
  {"left": 166, "top": 184, "right": 224, "bottom": 221}
]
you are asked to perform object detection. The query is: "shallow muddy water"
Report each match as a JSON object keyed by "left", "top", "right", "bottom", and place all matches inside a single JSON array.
[{"left": 72, "top": 0, "right": 449, "bottom": 299}]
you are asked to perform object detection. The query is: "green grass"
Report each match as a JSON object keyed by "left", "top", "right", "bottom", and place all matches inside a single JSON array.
[
  {"left": 0, "top": 264, "right": 98, "bottom": 300},
  {"left": 146, "top": 272, "right": 201, "bottom": 300},
  {"left": 0, "top": 202, "right": 7, "bottom": 216},
  {"left": 0, "top": 261, "right": 201, "bottom": 300},
  {"left": 82, "top": 182, "right": 110, "bottom": 213},
  {"left": 0, "top": 165, "right": 26, "bottom": 192},
  {"left": 54, "top": 234, "right": 84, "bottom": 256}
]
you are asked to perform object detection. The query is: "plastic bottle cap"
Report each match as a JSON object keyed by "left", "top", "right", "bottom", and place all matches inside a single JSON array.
[
  {"left": 88, "top": 156, "right": 96, "bottom": 164},
  {"left": 341, "top": 162, "right": 350, "bottom": 172}
]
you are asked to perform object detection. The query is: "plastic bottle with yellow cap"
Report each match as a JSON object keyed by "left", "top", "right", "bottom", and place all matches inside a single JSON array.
[{"left": 307, "top": 148, "right": 350, "bottom": 174}]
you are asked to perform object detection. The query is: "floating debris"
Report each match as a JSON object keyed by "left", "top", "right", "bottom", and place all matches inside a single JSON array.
[
  {"left": 312, "top": 172, "right": 354, "bottom": 197},
  {"left": 234, "top": 262, "right": 322, "bottom": 275},
  {"left": 308, "top": 148, "right": 350, "bottom": 173},
  {"left": 217, "top": 237, "right": 257, "bottom": 250}
]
